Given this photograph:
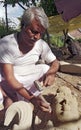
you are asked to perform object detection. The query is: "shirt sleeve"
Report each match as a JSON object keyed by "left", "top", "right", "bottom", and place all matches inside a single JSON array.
[
  {"left": 0, "top": 39, "right": 13, "bottom": 64},
  {"left": 41, "top": 40, "right": 56, "bottom": 63}
]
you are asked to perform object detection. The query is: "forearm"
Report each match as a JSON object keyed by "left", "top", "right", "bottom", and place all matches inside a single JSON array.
[
  {"left": 43, "top": 59, "right": 59, "bottom": 86},
  {"left": 2, "top": 63, "right": 34, "bottom": 101},
  {"left": 5, "top": 76, "right": 34, "bottom": 100},
  {"left": 46, "top": 59, "right": 59, "bottom": 76},
  {"left": 16, "top": 86, "right": 34, "bottom": 100}
]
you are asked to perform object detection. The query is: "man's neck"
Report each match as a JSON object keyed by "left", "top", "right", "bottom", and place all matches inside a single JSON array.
[{"left": 17, "top": 32, "right": 33, "bottom": 54}]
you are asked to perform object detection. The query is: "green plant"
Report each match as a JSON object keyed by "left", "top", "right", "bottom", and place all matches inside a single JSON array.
[
  {"left": 0, "top": 26, "right": 17, "bottom": 37},
  {"left": 49, "top": 35, "right": 64, "bottom": 47}
]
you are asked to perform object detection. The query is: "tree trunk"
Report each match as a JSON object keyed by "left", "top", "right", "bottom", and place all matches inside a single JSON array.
[{"left": 5, "top": 0, "right": 8, "bottom": 32}]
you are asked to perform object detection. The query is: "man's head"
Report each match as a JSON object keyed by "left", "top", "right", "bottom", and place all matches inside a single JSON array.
[
  {"left": 21, "top": 7, "right": 49, "bottom": 30},
  {"left": 20, "top": 7, "right": 49, "bottom": 46}
]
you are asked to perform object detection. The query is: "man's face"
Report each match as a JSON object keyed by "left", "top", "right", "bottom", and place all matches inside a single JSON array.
[{"left": 22, "top": 19, "right": 45, "bottom": 47}]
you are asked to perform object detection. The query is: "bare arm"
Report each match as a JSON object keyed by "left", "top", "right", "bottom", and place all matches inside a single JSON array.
[
  {"left": 0, "top": 86, "right": 13, "bottom": 109},
  {"left": 1, "top": 63, "right": 34, "bottom": 100},
  {"left": 43, "top": 59, "right": 59, "bottom": 86}
]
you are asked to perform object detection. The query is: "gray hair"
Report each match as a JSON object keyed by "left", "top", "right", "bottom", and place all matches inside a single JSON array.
[{"left": 21, "top": 7, "right": 49, "bottom": 29}]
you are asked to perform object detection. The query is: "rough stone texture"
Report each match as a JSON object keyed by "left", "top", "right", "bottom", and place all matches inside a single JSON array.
[
  {"left": 54, "top": 86, "right": 80, "bottom": 122},
  {"left": 0, "top": 72, "right": 81, "bottom": 130},
  {"left": 33, "top": 72, "right": 81, "bottom": 130},
  {"left": 59, "top": 60, "right": 81, "bottom": 74}
]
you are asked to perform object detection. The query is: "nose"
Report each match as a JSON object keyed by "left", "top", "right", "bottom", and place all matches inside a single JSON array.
[{"left": 34, "top": 33, "right": 41, "bottom": 40}]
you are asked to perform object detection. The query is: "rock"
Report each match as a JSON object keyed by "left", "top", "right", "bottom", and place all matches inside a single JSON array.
[
  {"left": 59, "top": 60, "right": 81, "bottom": 74},
  {"left": 54, "top": 86, "right": 80, "bottom": 122}
]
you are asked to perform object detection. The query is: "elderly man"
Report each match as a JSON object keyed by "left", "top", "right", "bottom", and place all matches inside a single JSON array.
[{"left": 0, "top": 7, "right": 59, "bottom": 130}]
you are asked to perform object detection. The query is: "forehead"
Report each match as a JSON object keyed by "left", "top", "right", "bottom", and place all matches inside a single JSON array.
[
  {"left": 29, "top": 19, "right": 45, "bottom": 31},
  {"left": 25, "top": 19, "right": 46, "bottom": 34}
]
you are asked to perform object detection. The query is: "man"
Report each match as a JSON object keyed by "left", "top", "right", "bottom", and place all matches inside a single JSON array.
[{"left": 0, "top": 6, "right": 59, "bottom": 129}]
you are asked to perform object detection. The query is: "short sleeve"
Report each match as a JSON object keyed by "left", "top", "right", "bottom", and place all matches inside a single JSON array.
[
  {"left": 41, "top": 40, "right": 56, "bottom": 63},
  {"left": 0, "top": 38, "right": 14, "bottom": 64}
]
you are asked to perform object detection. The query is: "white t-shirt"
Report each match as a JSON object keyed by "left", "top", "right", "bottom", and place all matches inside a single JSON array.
[
  {"left": 0, "top": 33, "right": 56, "bottom": 97},
  {"left": 0, "top": 33, "right": 56, "bottom": 65}
]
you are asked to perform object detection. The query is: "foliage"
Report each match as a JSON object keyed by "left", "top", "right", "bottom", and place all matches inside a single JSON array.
[
  {"left": 48, "top": 15, "right": 81, "bottom": 35},
  {"left": 40, "top": 0, "right": 58, "bottom": 16},
  {"left": 0, "top": 18, "right": 17, "bottom": 37},
  {"left": 43, "top": 32, "right": 64, "bottom": 48},
  {"left": 5, "top": 0, "right": 37, "bottom": 7},
  {"left": 1, "top": 0, "right": 81, "bottom": 39},
  {"left": 5, "top": 0, "right": 58, "bottom": 16},
  {"left": 48, "top": 14, "right": 81, "bottom": 47},
  {"left": 0, "top": 25, "right": 16, "bottom": 38},
  {"left": 0, "top": 19, "right": 16, "bottom": 37},
  {"left": 49, "top": 34, "right": 64, "bottom": 47}
]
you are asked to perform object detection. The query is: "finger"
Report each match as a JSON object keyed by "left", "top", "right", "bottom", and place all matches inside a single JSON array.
[
  {"left": 41, "top": 106, "right": 51, "bottom": 113},
  {"left": 43, "top": 79, "right": 49, "bottom": 87}
]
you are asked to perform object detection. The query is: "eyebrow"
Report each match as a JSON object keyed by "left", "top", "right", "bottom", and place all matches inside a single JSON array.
[{"left": 30, "top": 29, "right": 40, "bottom": 34}]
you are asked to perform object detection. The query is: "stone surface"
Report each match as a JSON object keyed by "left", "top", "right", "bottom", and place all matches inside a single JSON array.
[
  {"left": 33, "top": 72, "right": 81, "bottom": 130},
  {"left": 1, "top": 72, "right": 81, "bottom": 130},
  {"left": 59, "top": 60, "right": 81, "bottom": 74}
]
